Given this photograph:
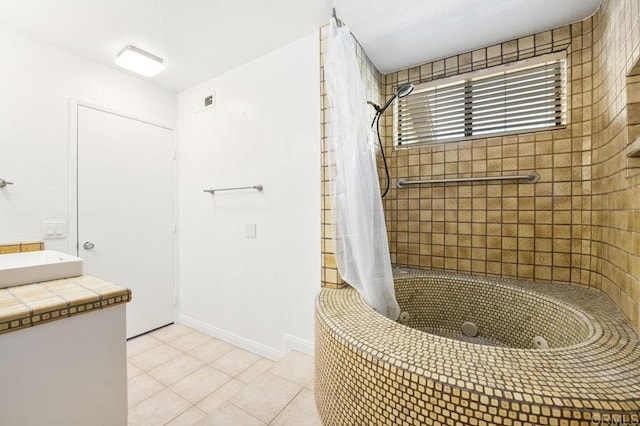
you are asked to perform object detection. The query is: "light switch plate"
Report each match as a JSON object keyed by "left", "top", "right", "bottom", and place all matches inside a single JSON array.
[
  {"left": 245, "top": 224, "right": 257, "bottom": 239},
  {"left": 42, "top": 221, "right": 66, "bottom": 239}
]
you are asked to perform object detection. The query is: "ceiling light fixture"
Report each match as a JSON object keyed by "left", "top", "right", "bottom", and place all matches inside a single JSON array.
[{"left": 115, "top": 45, "right": 164, "bottom": 77}]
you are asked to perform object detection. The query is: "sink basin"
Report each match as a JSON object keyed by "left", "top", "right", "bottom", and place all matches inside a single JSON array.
[{"left": 0, "top": 250, "right": 83, "bottom": 288}]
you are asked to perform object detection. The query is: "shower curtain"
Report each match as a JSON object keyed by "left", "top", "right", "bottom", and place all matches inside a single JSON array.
[{"left": 324, "top": 18, "right": 400, "bottom": 320}]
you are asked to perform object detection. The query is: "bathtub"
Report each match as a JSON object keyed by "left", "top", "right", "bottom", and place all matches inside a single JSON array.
[
  {"left": 0, "top": 250, "right": 83, "bottom": 288},
  {"left": 315, "top": 269, "right": 640, "bottom": 425}
]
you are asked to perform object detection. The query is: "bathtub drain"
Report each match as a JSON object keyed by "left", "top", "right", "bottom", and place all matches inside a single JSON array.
[
  {"left": 461, "top": 321, "right": 478, "bottom": 337},
  {"left": 398, "top": 311, "right": 411, "bottom": 324},
  {"left": 533, "top": 336, "right": 549, "bottom": 349}
]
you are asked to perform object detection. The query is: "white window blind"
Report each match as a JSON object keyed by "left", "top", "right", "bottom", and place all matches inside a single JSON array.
[{"left": 394, "top": 53, "right": 567, "bottom": 147}]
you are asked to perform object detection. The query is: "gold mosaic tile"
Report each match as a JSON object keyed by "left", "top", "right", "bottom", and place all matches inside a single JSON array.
[
  {"left": 315, "top": 269, "right": 640, "bottom": 425},
  {"left": 0, "top": 275, "right": 131, "bottom": 335}
]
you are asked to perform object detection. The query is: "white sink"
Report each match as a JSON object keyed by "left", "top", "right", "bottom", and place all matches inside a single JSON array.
[{"left": 0, "top": 250, "right": 83, "bottom": 288}]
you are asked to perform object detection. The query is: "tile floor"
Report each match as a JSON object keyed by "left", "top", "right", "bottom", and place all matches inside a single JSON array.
[{"left": 127, "top": 323, "right": 322, "bottom": 426}]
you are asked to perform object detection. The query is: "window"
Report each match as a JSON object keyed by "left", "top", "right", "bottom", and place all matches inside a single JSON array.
[{"left": 394, "top": 52, "right": 567, "bottom": 147}]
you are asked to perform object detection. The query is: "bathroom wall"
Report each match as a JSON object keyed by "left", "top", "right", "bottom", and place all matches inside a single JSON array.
[
  {"left": 0, "top": 25, "right": 176, "bottom": 252},
  {"left": 590, "top": 0, "right": 640, "bottom": 329},
  {"left": 177, "top": 32, "right": 321, "bottom": 357}
]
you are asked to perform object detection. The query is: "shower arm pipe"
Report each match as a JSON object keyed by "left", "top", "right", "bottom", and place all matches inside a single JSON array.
[
  {"left": 332, "top": 7, "right": 345, "bottom": 27},
  {"left": 203, "top": 185, "right": 263, "bottom": 194},
  {"left": 397, "top": 172, "right": 540, "bottom": 187}
]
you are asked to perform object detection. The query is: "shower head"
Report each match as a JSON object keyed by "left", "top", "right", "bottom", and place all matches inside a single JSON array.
[
  {"left": 369, "top": 84, "right": 415, "bottom": 200},
  {"left": 396, "top": 83, "right": 414, "bottom": 98},
  {"left": 369, "top": 83, "right": 416, "bottom": 117}
]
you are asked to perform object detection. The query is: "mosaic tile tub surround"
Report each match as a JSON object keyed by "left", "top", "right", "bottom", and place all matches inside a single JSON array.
[
  {"left": 0, "top": 275, "right": 131, "bottom": 335},
  {"left": 315, "top": 270, "right": 640, "bottom": 425}
]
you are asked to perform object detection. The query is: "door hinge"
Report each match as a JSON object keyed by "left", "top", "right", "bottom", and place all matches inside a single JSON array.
[
  {"left": 172, "top": 150, "right": 177, "bottom": 160},
  {"left": 173, "top": 223, "right": 177, "bottom": 233}
]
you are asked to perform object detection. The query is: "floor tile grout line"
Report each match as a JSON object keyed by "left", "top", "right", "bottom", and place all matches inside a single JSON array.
[
  {"left": 127, "top": 380, "right": 168, "bottom": 412},
  {"left": 129, "top": 329, "right": 207, "bottom": 372},
  {"left": 267, "top": 387, "right": 306, "bottom": 425},
  {"left": 211, "top": 353, "right": 262, "bottom": 378},
  {"left": 129, "top": 350, "right": 239, "bottom": 403},
  {"left": 129, "top": 366, "right": 231, "bottom": 422},
  {"left": 128, "top": 348, "right": 183, "bottom": 372},
  {"left": 167, "top": 366, "right": 232, "bottom": 404},
  {"left": 161, "top": 390, "right": 198, "bottom": 426},
  {"left": 127, "top": 325, "right": 317, "bottom": 425},
  {"left": 127, "top": 328, "right": 194, "bottom": 412},
  {"left": 163, "top": 331, "right": 214, "bottom": 352},
  {"left": 125, "top": 337, "right": 163, "bottom": 359},
  {"left": 227, "top": 397, "right": 275, "bottom": 425},
  {"left": 146, "top": 352, "right": 204, "bottom": 381},
  {"left": 127, "top": 338, "right": 253, "bottom": 416}
]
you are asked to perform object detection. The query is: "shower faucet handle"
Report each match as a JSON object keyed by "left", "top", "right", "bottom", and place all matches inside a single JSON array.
[{"left": 0, "top": 179, "right": 13, "bottom": 188}]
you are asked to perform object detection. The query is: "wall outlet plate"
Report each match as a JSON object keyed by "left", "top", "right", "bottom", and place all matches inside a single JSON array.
[{"left": 245, "top": 224, "right": 257, "bottom": 239}]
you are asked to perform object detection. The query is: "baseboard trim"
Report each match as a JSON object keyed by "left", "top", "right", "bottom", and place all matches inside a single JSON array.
[
  {"left": 178, "top": 314, "right": 285, "bottom": 361},
  {"left": 282, "top": 333, "right": 314, "bottom": 356}
]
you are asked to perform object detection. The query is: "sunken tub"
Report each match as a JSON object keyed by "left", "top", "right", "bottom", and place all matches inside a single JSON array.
[{"left": 315, "top": 270, "right": 640, "bottom": 425}]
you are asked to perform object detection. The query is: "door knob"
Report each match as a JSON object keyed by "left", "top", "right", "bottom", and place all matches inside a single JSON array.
[{"left": 83, "top": 241, "right": 95, "bottom": 250}]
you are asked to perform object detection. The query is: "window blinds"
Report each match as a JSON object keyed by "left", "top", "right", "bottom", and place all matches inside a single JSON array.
[{"left": 394, "top": 55, "right": 567, "bottom": 147}]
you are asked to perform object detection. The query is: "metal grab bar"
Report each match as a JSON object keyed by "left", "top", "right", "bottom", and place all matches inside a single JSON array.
[
  {"left": 397, "top": 172, "right": 539, "bottom": 187},
  {"left": 0, "top": 178, "right": 13, "bottom": 188},
  {"left": 203, "top": 185, "right": 263, "bottom": 195}
]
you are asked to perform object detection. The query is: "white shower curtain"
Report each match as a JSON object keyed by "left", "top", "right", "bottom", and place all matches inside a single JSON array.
[{"left": 324, "top": 18, "right": 400, "bottom": 320}]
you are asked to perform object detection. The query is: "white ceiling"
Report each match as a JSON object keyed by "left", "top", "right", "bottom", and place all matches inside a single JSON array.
[
  {"left": 0, "top": 0, "right": 332, "bottom": 92},
  {"left": 335, "top": 0, "right": 601, "bottom": 74},
  {"left": 0, "top": 0, "right": 601, "bottom": 92}
]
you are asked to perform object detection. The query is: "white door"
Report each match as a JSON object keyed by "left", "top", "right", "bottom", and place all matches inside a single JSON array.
[{"left": 77, "top": 105, "right": 175, "bottom": 338}]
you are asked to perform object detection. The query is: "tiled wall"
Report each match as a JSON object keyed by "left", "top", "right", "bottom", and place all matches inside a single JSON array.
[
  {"left": 320, "top": 1, "right": 640, "bottom": 331},
  {"left": 0, "top": 241, "right": 44, "bottom": 254},
  {"left": 590, "top": 0, "right": 640, "bottom": 329},
  {"left": 380, "top": 24, "right": 592, "bottom": 285}
]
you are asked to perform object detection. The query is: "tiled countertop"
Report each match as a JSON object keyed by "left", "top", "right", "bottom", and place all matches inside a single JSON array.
[{"left": 0, "top": 275, "right": 131, "bottom": 335}]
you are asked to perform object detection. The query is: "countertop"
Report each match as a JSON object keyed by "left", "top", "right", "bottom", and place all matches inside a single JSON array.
[{"left": 0, "top": 275, "right": 131, "bottom": 335}]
